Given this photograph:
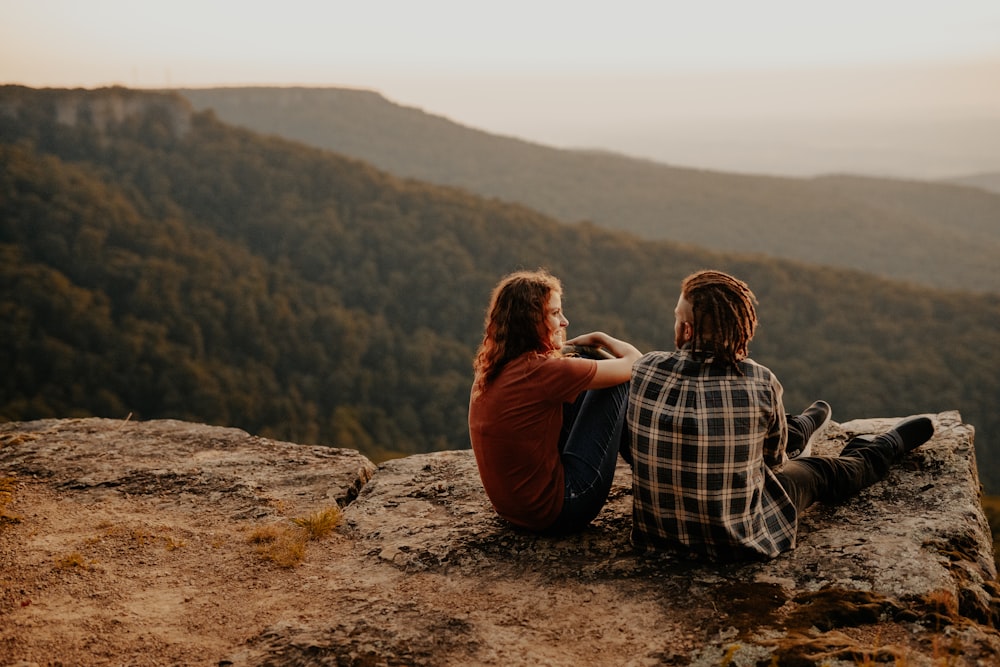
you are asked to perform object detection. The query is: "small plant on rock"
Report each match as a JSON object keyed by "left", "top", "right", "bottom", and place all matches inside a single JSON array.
[
  {"left": 248, "top": 505, "right": 341, "bottom": 568},
  {"left": 0, "top": 476, "right": 21, "bottom": 529},
  {"left": 291, "top": 506, "right": 342, "bottom": 539},
  {"left": 248, "top": 523, "right": 308, "bottom": 568}
]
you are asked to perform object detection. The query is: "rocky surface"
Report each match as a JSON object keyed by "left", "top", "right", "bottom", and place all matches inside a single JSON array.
[{"left": 1, "top": 411, "right": 998, "bottom": 666}]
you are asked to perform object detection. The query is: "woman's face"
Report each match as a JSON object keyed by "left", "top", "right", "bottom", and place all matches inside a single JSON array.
[{"left": 541, "top": 290, "right": 569, "bottom": 350}]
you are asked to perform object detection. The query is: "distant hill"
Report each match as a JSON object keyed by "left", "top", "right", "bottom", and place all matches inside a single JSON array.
[
  {"left": 3, "top": 85, "right": 1000, "bottom": 492},
  {"left": 178, "top": 87, "right": 1000, "bottom": 294},
  {"left": 945, "top": 172, "right": 1000, "bottom": 195}
]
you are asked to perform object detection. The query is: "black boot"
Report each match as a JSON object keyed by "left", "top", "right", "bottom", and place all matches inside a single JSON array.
[
  {"left": 871, "top": 416, "right": 935, "bottom": 457},
  {"left": 787, "top": 400, "right": 832, "bottom": 459}
]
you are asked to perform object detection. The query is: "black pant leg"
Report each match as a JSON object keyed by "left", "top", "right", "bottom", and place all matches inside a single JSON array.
[{"left": 775, "top": 437, "right": 897, "bottom": 513}]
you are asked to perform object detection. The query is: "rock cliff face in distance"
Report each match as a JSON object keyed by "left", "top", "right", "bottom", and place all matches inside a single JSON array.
[{"left": 0, "top": 411, "right": 997, "bottom": 665}]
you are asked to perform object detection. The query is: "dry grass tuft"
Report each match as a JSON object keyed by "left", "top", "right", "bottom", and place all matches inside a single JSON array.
[
  {"left": 248, "top": 523, "right": 308, "bottom": 568},
  {"left": 787, "top": 588, "right": 903, "bottom": 632},
  {"left": 86, "top": 522, "right": 187, "bottom": 553},
  {"left": 164, "top": 536, "right": 186, "bottom": 551},
  {"left": 0, "top": 475, "right": 22, "bottom": 529},
  {"left": 55, "top": 552, "right": 95, "bottom": 571},
  {"left": 0, "top": 476, "right": 18, "bottom": 501},
  {"left": 131, "top": 528, "right": 155, "bottom": 546},
  {"left": 248, "top": 506, "right": 341, "bottom": 568},
  {"left": 291, "top": 506, "right": 342, "bottom": 540},
  {"left": 923, "top": 589, "right": 959, "bottom": 617},
  {"left": 719, "top": 643, "right": 740, "bottom": 666},
  {"left": 760, "top": 629, "right": 907, "bottom": 665},
  {"left": 0, "top": 433, "right": 34, "bottom": 448}
]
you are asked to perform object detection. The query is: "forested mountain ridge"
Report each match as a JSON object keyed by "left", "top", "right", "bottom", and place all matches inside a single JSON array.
[
  {"left": 3, "top": 85, "right": 1000, "bottom": 492},
  {"left": 178, "top": 86, "right": 1000, "bottom": 294}
]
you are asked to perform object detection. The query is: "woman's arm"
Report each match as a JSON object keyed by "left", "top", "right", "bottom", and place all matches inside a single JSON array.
[{"left": 566, "top": 331, "right": 642, "bottom": 389}]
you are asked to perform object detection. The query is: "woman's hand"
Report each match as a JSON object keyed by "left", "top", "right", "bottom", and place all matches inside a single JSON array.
[{"left": 565, "top": 332, "right": 639, "bottom": 360}]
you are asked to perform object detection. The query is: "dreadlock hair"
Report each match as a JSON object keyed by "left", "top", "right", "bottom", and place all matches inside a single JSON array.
[
  {"left": 472, "top": 269, "right": 563, "bottom": 399},
  {"left": 681, "top": 270, "right": 758, "bottom": 369}
]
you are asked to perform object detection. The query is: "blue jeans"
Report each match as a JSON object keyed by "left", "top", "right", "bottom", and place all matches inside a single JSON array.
[
  {"left": 544, "top": 382, "right": 629, "bottom": 534},
  {"left": 775, "top": 435, "right": 896, "bottom": 514}
]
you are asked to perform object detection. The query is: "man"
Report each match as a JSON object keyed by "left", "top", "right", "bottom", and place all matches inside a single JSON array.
[{"left": 627, "top": 270, "right": 934, "bottom": 560}]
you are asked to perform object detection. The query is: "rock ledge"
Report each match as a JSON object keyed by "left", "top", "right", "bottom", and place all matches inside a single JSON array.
[{"left": 1, "top": 411, "right": 997, "bottom": 666}]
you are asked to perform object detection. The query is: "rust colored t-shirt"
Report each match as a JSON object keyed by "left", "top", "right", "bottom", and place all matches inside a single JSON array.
[{"left": 468, "top": 352, "right": 598, "bottom": 530}]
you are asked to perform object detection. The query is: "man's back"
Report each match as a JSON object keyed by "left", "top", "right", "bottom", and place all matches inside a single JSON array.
[{"left": 627, "top": 348, "right": 797, "bottom": 560}]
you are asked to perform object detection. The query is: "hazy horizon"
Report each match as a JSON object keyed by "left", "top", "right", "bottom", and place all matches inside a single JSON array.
[
  {"left": 368, "top": 62, "right": 1000, "bottom": 179},
  {"left": 4, "top": 0, "right": 1000, "bottom": 179}
]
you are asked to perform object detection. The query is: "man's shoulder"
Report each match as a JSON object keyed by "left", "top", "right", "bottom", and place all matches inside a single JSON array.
[
  {"left": 638, "top": 350, "right": 676, "bottom": 362},
  {"left": 634, "top": 351, "right": 778, "bottom": 380},
  {"left": 635, "top": 350, "right": 679, "bottom": 370},
  {"left": 739, "top": 357, "right": 776, "bottom": 380}
]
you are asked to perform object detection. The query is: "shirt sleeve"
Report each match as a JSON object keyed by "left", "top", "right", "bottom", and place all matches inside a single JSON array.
[
  {"left": 763, "top": 372, "right": 788, "bottom": 468},
  {"left": 539, "top": 355, "right": 598, "bottom": 404}
]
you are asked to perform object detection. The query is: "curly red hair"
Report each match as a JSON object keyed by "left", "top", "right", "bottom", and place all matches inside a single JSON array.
[{"left": 472, "top": 269, "right": 562, "bottom": 398}]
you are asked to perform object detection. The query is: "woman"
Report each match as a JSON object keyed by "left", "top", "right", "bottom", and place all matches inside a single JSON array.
[{"left": 468, "top": 269, "right": 642, "bottom": 533}]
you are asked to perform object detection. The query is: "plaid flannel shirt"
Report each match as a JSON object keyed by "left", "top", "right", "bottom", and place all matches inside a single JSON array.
[{"left": 627, "top": 348, "right": 797, "bottom": 560}]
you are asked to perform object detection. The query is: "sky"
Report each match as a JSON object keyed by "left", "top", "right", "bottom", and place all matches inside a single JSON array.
[{"left": 4, "top": 0, "right": 1000, "bottom": 178}]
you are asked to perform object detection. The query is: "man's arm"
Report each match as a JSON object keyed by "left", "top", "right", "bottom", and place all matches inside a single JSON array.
[{"left": 763, "top": 375, "right": 789, "bottom": 467}]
